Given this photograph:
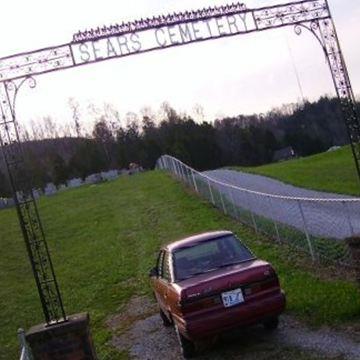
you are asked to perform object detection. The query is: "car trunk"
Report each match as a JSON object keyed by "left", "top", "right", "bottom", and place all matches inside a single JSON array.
[{"left": 177, "top": 259, "right": 280, "bottom": 315}]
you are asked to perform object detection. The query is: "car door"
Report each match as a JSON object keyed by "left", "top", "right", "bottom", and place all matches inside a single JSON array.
[
  {"left": 152, "top": 250, "right": 164, "bottom": 302},
  {"left": 156, "top": 250, "right": 172, "bottom": 312}
]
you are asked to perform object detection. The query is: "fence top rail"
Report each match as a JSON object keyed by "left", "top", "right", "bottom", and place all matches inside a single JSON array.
[{"left": 160, "top": 155, "right": 360, "bottom": 203}]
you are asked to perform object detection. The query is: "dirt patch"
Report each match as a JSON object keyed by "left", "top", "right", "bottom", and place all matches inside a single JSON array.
[
  {"left": 106, "top": 295, "right": 158, "bottom": 334},
  {"left": 108, "top": 296, "right": 360, "bottom": 359}
]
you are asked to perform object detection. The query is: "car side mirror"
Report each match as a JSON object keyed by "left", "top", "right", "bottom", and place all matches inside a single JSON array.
[{"left": 149, "top": 267, "right": 158, "bottom": 277}]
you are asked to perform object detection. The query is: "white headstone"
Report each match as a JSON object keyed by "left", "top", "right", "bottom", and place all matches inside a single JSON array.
[
  {"left": 327, "top": 146, "right": 341, "bottom": 152},
  {"left": 5, "top": 198, "right": 15, "bottom": 207},
  {"left": 101, "top": 170, "right": 119, "bottom": 181},
  {"left": 119, "top": 169, "right": 129, "bottom": 176},
  {"left": 67, "top": 178, "right": 83, "bottom": 188},
  {"left": 0, "top": 198, "right": 6, "bottom": 209},
  {"left": 45, "top": 183, "right": 57, "bottom": 196},
  {"left": 85, "top": 173, "right": 102, "bottom": 185},
  {"left": 58, "top": 184, "right": 67, "bottom": 191},
  {"left": 32, "top": 189, "right": 41, "bottom": 199}
]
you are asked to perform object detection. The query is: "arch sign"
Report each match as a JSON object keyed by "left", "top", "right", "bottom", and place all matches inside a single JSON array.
[{"left": 0, "top": 0, "right": 359, "bottom": 325}]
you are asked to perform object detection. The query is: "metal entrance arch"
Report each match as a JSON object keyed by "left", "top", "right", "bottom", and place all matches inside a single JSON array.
[{"left": 1, "top": 0, "right": 358, "bottom": 324}]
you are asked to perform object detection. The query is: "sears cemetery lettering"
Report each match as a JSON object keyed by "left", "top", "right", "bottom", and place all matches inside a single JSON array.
[{"left": 73, "top": 14, "right": 248, "bottom": 63}]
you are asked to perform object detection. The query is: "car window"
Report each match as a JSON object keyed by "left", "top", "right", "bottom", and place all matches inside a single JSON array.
[
  {"left": 173, "top": 235, "right": 255, "bottom": 281},
  {"left": 179, "top": 241, "right": 218, "bottom": 260},
  {"left": 162, "top": 251, "right": 172, "bottom": 282},
  {"left": 157, "top": 251, "right": 165, "bottom": 277}
]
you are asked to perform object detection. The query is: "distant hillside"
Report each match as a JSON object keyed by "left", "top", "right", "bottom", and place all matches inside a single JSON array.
[{"left": 235, "top": 146, "right": 360, "bottom": 196}]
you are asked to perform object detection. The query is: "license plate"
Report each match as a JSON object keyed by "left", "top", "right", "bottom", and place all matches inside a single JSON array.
[{"left": 221, "top": 288, "right": 244, "bottom": 308}]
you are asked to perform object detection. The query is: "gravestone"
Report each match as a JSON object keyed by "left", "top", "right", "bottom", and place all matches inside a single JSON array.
[
  {"left": 32, "top": 189, "right": 42, "bottom": 199},
  {"left": 16, "top": 191, "right": 25, "bottom": 203},
  {"left": 44, "top": 183, "right": 57, "bottom": 196},
  {"left": 0, "top": 198, "right": 5, "bottom": 209},
  {"left": 6, "top": 198, "right": 15, "bottom": 207},
  {"left": 67, "top": 178, "right": 83, "bottom": 188},
  {"left": 119, "top": 169, "right": 129, "bottom": 176},
  {"left": 101, "top": 170, "right": 118, "bottom": 181},
  {"left": 128, "top": 163, "right": 144, "bottom": 175},
  {"left": 85, "top": 173, "right": 102, "bottom": 185},
  {"left": 58, "top": 184, "right": 67, "bottom": 191}
]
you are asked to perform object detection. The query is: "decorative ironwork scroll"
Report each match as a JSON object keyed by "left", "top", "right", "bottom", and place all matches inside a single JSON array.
[
  {"left": 0, "top": 79, "right": 66, "bottom": 324},
  {"left": 0, "top": 46, "right": 74, "bottom": 82},
  {"left": 0, "top": 0, "right": 359, "bottom": 325},
  {"left": 253, "top": 0, "right": 329, "bottom": 30},
  {"left": 72, "top": 3, "right": 248, "bottom": 42}
]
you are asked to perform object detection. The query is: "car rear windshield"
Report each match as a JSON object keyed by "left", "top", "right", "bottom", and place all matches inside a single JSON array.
[{"left": 173, "top": 235, "right": 255, "bottom": 281}]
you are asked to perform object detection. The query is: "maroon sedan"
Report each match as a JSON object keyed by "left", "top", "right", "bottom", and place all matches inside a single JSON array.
[{"left": 149, "top": 231, "right": 286, "bottom": 358}]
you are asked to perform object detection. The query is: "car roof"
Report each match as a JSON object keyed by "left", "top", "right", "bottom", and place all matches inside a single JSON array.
[{"left": 164, "top": 230, "right": 233, "bottom": 253}]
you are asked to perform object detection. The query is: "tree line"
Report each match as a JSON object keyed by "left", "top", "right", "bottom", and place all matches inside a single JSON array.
[{"left": 0, "top": 96, "right": 357, "bottom": 197}]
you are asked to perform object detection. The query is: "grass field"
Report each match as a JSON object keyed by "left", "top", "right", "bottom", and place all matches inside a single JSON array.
[
  {"left": 1, "top": 171, "right": 360, "bottom": 359},
  {"left": 234, "top": 146, "right": 360, "bottom": 196}
]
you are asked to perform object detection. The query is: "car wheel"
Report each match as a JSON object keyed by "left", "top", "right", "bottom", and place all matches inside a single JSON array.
[
  {"left": 263, "top": 316, "right": 279, "bottom": 331},
  {"left": 174, "top": 323, "right": 196, "bottom": 358},
  {"left": 159, "top": 308, "right": 172, "bottom": 327}
]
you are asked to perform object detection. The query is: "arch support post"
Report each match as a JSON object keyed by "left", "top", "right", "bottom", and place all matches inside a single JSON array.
[
  {"left": 296, "top": 11, "right": 360, "bottom": 179},
  {"left": 319, "top": 15, "right": 360, "bottom": 178},
  {"left": 0, "top": 79, "right": 66, "bottom": 325}
]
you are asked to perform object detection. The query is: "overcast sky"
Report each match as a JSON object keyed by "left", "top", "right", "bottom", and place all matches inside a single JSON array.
[{"left": 1, "top": 0, "right": 359, "bottom": 129}]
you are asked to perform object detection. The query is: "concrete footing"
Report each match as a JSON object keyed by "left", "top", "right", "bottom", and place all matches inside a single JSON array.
[{"left": 26, "top": 313, "right": 97, "bottom": 359}]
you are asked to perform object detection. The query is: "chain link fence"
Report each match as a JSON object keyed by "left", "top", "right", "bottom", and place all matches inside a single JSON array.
[{"left": 156, "top": 155, "right": 360, "bottom": 268}]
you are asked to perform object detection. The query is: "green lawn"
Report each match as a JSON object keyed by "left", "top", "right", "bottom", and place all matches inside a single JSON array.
[
  {"left": 234, "top": 146, "right": 360, "bottom": 196},
  {"left": 1, "top": 171, "right": 359, "bottom": 359}
]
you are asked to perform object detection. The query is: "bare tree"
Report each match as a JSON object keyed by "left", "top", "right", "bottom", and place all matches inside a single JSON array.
[
  {"left": 192, "top": 104, "right": 205, "bottom": 123},
  {"left": 68, "top": 97, "right": 82, "bottom": 138},
  {"left": 29, "top": 119, "right": 45, "bottom": 140},
  {"left": 103, "top": 103, "right": 122, "bottom": 135},
  {"left": 43, "top": 116, "right": 59, "bottom": 139},
  {"left": 125, "top": 111, "right": 139, "bottom": 128}
]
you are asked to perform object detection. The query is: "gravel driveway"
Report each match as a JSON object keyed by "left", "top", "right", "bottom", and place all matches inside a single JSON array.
[
  {"left": 201, "top": 170, "right": 360, "bottom": 240},
  {"left": 110, "top": 296, "right": 360, "bottom": 359}
]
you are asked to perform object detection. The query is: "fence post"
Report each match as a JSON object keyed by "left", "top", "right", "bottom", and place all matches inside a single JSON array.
[
  {"left": 269, "top": 197, "right": 281, "bottom": 243},
  {"left": 18, "top": 328, "right": 32, "bottom": 360},
  {"left": 219, "top": 187, "right": 227, "bottom": 214},
  {"left": 228, "top": 187, "right": 237, "bottom": 219},
  {"left": 167, "top": 157, "right": 171, "bottom": 171},
  {"left": 297, "top": 200, "right": 315, "bottom": 261},
  {"left": 246, "top": 192, "right": 258, "bottom": 233},
  {"left": 173, "top": 159, "right": 179, "bottom": 178},
  {"left": 176, "top": 161, "right": 182, "bottom": 180},
  {"left": 183, "top": 165, "right": 188, "bottom": 184},
  {"left": 207, "top": 178, "right": 215, "bottom": 205},
  {"left": 187, "top": 166, "right": 192, "bottom": 185},
  {"left": 179, "top": 163, "right": 186, "bottom": 182},
  {"left": 191, "top": 169, "right": 199, "bottom": 193},
  {"left": 186, "top": 166, "right": 192, "bottom": 185},
  {"left": 343, "top": 201, "right": 355, "bottom": 237}
]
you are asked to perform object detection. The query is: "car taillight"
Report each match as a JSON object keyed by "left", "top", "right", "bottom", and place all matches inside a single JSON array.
[
  {"left": 179, "top": 295, "right": 221, "bottom": 314},
  {"left": 244, "top": 275, "right": 279, "bottom": 296}
]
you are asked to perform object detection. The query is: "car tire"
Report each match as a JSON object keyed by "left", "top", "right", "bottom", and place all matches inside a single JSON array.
[
  {"left": 263, "top": 316, "right": 279, "bottom": 331},
  {"left": 159, "top": 308, "right": 172, "bottom": 327},
  {"left": 174, "top": 323, "right": 196, "bottom": 358}
]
